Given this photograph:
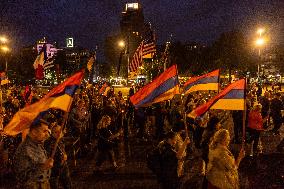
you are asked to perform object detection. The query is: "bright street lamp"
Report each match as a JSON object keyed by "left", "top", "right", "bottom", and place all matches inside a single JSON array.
[
  {"left": 255, "top": 38, "right": 265, "bottom": 47},
  {"left": 0, "top": 36, "right": 8, "bottom": 44},
  {"left": 255, "top": 27, "right": 266, "bottom": 81},
  {"left": 0, "top": 45, "right": 10, "bottom": 72},
  {"left": 0, "top": 45, "right": 10, "bottom": 53},
  {"left": 257, "top": 28, "right": 265, "bottom": 36},
  {"left": 118, "top": 41, "right": 125, "bottom": 48}
]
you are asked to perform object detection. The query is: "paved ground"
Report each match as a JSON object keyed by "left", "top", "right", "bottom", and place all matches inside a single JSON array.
[{"left": 0, "top": 129, "right": 283, "bottom": 189}]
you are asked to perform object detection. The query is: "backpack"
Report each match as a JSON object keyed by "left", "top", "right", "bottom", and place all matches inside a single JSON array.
[{"left": 146, "top": 146, "right": 162, "bottom": 176}]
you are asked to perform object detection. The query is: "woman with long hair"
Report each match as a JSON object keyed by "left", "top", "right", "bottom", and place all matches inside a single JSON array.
[
  {"left": 206, "top": 129, "right": 245, "bottom": 189},
  {"left": 94, "top": 115, "right": 118, "bottom": 173}
]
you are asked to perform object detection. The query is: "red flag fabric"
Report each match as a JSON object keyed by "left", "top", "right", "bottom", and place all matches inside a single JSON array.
[
  {"left": 4, "top": 70, "right": 84, "bottom": 136},
  {"left": 189, "top": 79, "right": 246, "bottom": 118}
]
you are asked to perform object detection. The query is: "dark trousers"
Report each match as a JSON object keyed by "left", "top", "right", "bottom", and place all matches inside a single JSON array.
[
  {"left": 95, "top": 149, "right": 115, "bottom": 167},
  {"left": 50, "top": 164, "right": 72, "bottom": 189},
  {"left": 194, "top": 127, "right": 204, "bottom": 148},
  {"left": 272, "top": 116, "right": 282, "bottom": 133},
  {"left": 160, "top": 179, "right": 179, "bottom": 189},
  {"left": 248, "top": 129, "right": 261, "bottom": 155},
  {"left": 233, "top": 119, "right": 242, "bottom": 143}
]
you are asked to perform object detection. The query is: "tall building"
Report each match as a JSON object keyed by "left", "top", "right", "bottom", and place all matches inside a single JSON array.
[
  {"left": 120, "top": 3, "right": 145, "bottom": 79},
  {"left": 120, "top": 3, "right": 144, "bottom": 36}
]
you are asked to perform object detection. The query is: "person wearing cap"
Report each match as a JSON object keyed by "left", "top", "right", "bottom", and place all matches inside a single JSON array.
[{"left": 13, "top": 120, "right": 53, "bottom": 189}]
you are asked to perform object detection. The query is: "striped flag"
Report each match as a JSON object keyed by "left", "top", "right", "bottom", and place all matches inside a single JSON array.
[
  {"left": 129, "top": 43, "right": 143, "bottom": 73},
  {"left": 142, "top": 42, "right": 156, "bottom": 58},
  {"left": 188, "top": 79, "right": 246, "bottom": 118},
  {"left": 142, "top": 24, "right": 156, "bottom": 58},
  {"left": 130, "top": 65, "right": 179, "bottom": 107},
  {"left": 43, "top": 57, "right": 55, "bottom": 70},
  {"left": 183, "top": 69, "right": 220, "bottom": 94},
  {"left": 4, "top": 70, "right": 84, "bottom": 136},
  {"left": 99, "top": 83, "right": 110, "bottom": 96},
  {"left": 129, "top": 24, "right": 156, "bottom": 74},
  {"left": 33, "top": 51, "right": 45, "bottom": 80},
  {"left": 87, "top": 56, "right": 95, "bottom": 72}
]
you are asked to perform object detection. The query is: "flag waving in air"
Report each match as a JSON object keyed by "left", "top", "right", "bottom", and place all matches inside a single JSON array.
[
  {"left": 183, "top": 69, "right": 220, "bottom": 94},
  {"left": 142, "top": 23, "right": 156, "bottom": 59},
  {"left": 33, "top": 51, "right": 45, "bottom": 80},
  {"left": 99, "top": 83, "right": 110, "bottom": 96},
  {"left": 87, "top": 56, "right": 95, "bottom": 72},
  {"left": 189, "top": 79, "right": 246, "bottom": 118},
  {"left": 4, "top": 70, "right": 84, "bottom": 136},
  {"left": 130, "top": 65, "right": 179, "bottom": 108},
  {"left": 129, "top": 43, "right": 143, "bottom": 74}
]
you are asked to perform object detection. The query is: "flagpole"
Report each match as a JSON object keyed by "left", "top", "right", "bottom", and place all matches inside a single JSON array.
[
  {"left": 50, "top": 97, "right": 74, "bottom": 159},
  {"left": 242, "top": 77, "right": 247, "bottom": 148},
  {"left": 181, "top": 95, "right": 189, "bottom": 138}
]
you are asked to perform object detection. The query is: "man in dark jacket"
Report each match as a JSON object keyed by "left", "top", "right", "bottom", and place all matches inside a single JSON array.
[
  {"left": 270, "top": 93, "right": 283, "bottom": 135},
  {"left": 259, "top": 92, "right": 270, "bottom": 129},
  {"left": 14, "top": 120, "right": 53, "bottom": 189},
  {"left": 159, "top": 131, "right": 190, "bottom": 189}
]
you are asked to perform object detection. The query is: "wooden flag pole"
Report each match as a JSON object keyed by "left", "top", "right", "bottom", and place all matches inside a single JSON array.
[
  {"left": 181, "top": 93, "right": 189, "bottom": 138},
  {"left": 242, "top": 77, "right": 247, "bottom": 148},
  {"left": 50, "top": 98, "right": 74, "bottom": 159}
]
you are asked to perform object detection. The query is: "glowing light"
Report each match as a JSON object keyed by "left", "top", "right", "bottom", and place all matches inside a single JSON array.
[
  {"left": 0, "top": 45, "right": 10, "bottom": 53},
  {"left": 0, "top": 36, "right": 8, "bottom": 43},
  {"left": 118, "top": 41, "right": 125, "bottom": 48},
  {"left": 257, "top": 28, "right": 265, "bottom": 36},
  {"left": 255, "top": 38, "right": 265, "bottom": 46}
]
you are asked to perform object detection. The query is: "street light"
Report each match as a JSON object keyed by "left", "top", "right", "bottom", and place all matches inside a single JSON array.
[
  {"left": 0, "top": 45, "right": 10, "bottom": 72},
  {"left": 0, "top": 45, "right": 10, "bottom": 53},
  {"left": 118, "top": 40, "right": 125, "bottom": 48},
  {"left": 0, "top": 36, "right": 8, "bottom": 44},
  {"left": 255, "top": 38, "right": 265, "bottom": 46},
  {"left": 257, "top": 28, "right": 265, "bottom": 36},
  {"left": 255, "top": 28, "right": 266, "bottom": 81}
]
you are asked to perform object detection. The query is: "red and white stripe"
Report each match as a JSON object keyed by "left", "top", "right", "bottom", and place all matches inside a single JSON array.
[{"left": 129, "top": 42, "right": 143, "bottom": 73}]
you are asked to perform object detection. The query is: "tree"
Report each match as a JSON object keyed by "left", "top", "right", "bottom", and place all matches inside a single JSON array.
[{"left": 210, "top": 31, "right": 256, "bottom": 80}]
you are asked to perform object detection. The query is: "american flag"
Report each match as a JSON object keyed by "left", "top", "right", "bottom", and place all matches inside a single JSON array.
[
  {"left": 142, "top": 25, "right": 156, "bottom": 58},
  {"left": 129, "top": 28, "right": 156, "bottom": 73},
  {"left": 43, "top": 57, "right": 55, "bottom": 70},
  {"left": 129, "top": 42, "right": 143, "bottom": 73}
]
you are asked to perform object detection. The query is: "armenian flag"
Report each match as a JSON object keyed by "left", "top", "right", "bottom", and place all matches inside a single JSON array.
[
  {"left": 99, "top": 83, "right": 110, "bottom": 96},
  {"left": 189, "top": 79, "right": 245, "bottom": 118},
  {"left": 183, "top": 69, "right": 220, "bottom": 94},
  {"left": 3, "top": 70, "right": 84, "bottom": 136},
  {"left": 130, "top": 64, "right": 179, "bottom": 107}
]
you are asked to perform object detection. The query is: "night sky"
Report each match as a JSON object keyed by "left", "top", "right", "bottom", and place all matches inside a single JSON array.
[{"left": 1, "top": 0, "right": 283, "bottom": 53}]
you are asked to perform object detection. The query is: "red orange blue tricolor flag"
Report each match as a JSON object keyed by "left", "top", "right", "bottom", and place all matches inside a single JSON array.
[
  {"left": 3, "top": 70, "right": 84, "bottom": 136},
  {"left": 188, "top": 79, "right": 246, "bottom": 118},
  {"left": 183, "top": 69, "right": 220, "bottom": 94},
  {"left": 99, "top": 83, "right": 110, "bottom": 96},
  {"left": 130, "top": 64, "right": 179, "bottom": 108}
]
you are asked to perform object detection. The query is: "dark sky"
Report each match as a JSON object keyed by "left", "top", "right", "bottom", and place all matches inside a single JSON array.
[{"left": 1, "top": 0, "right": 283, "bottom": 52}]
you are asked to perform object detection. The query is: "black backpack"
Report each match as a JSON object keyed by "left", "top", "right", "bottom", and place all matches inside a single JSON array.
[{"left": 146, "top": 146, "right": 162, "bottom": 176}]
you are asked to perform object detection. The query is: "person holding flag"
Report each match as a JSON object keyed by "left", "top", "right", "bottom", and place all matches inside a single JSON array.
[
  {"left": 4, "top": 70, "right": 84, "bottom": 188},
  {"left": 13, "top": 119, "right": 53, "bottom": 189}
]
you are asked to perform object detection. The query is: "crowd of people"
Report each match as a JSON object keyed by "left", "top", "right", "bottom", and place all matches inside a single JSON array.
[{"left": 0, "top": 80, "right": 283, "bottom": 189}]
